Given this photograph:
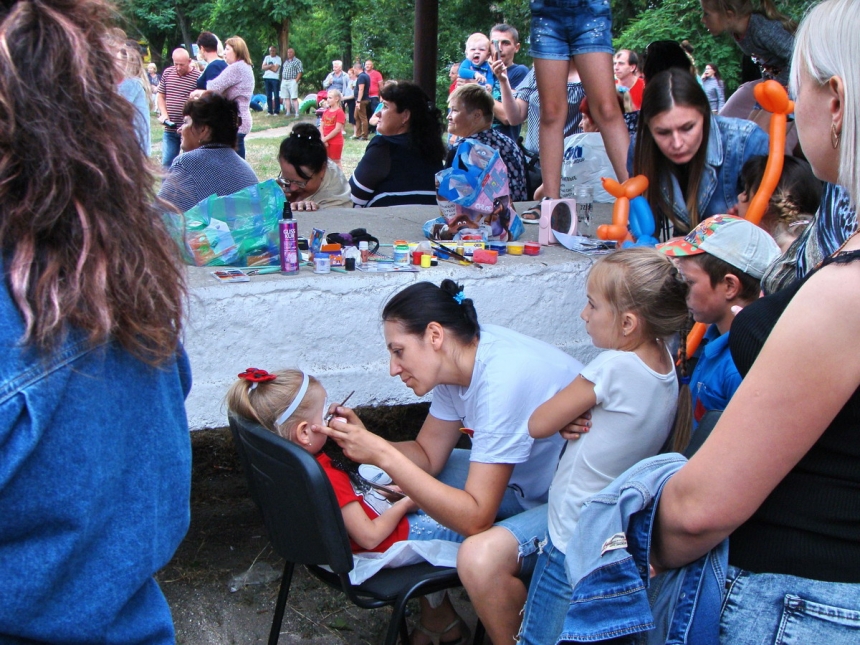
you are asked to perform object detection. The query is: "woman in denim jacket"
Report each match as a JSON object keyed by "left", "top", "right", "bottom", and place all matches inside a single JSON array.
[
  {"left": 632, "top": 69, "right": 769, "bottom": 238},
  {"left": 652, "top": 1, "right": 860, "bottom": 642},
  {"left": 0, "top": 1, "right": 192, "bottom": 642}
]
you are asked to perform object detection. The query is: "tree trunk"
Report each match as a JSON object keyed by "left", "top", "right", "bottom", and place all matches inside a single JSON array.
[
  {"left": 276, "top": 18, "right": 291, "bottom": 59},
  {"left": 149, "top": 32, "right": 167, "bottom": 67},
  {"left": 175, "top": 3, "right": 194, "bottom": 56}
]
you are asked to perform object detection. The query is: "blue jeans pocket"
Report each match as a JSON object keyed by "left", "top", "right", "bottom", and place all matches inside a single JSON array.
[
  {"left": 721, "top": 567, "right": 860, "bottom": 644},
  {"left": 776, "top": 594, "right": 860, "bottom": 644}
]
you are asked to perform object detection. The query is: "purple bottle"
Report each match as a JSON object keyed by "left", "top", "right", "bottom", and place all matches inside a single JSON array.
[{"left": 279, "top": 201, "right": 299, "bottom": 274}]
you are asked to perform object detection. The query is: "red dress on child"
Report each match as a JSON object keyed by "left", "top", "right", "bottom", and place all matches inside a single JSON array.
[
  {"left": 316, "top": 453, "right": 409, "bottom": 553},
  {"left": 321, "top": 107, "right": 345, "bottom": 161}
]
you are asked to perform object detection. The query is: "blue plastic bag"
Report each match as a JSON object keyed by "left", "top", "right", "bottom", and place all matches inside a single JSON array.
[
  {"left": 424, "top": 140, "right": 524, "bottom": 242},
  {"left": 166, "top": 179, "right": 286, "bottom": 267}
]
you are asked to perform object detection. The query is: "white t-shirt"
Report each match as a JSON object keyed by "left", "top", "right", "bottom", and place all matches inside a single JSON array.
[
  {"left": 548, "top": 349, "right": 678, "bottom": 553},
  {"left": 429, "top": 324, "right": 583, "bottom": 510},
  {"left": 263, "top": 55, "right": 282, "bottom": 80}
]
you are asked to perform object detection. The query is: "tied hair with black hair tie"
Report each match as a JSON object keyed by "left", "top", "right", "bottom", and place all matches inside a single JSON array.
[{"left": 382, "top": 279, "right": 481, "bottom": 345}]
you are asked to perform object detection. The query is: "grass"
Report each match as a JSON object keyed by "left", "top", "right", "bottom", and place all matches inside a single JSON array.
[{"left": 150, "top": 112, "right": 367, "bottom": 180}]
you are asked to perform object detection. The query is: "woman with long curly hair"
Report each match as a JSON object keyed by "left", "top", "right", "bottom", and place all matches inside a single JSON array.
[{"left": 0, "top": 0, "right": 191, "bottom": 641}]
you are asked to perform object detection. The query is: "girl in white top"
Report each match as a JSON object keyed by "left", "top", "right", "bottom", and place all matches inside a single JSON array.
[{"left": 518, "top": 247, "right": 693, "bottom": 645}]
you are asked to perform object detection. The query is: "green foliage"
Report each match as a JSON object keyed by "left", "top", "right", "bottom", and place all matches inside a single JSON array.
[
  {"left": 613, "top": 0, "right": 810, "bottom": 95},
  {"left": 613, "top": 0, "right": 743, "bottom": 92}
]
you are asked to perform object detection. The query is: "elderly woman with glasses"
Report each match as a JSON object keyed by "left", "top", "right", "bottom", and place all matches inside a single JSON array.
[{"left": 277, "top": 123, "right": 351, "bottom": 211}]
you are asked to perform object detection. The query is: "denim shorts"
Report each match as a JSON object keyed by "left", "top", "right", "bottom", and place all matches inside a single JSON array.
[
  {"left": 720, "top": 565, "right": 860, "bottom": 644},
  {"left": 437, "top": 449, "right": 548, "bottom": 578},
  {"left": 518, "top": 534, "right": 569, "bottom": 644},
  {"left": 529, "top": 0, "right": 614, "bottom": 60}
]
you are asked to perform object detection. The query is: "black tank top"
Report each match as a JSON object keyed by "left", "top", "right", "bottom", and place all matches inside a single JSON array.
[{"left": 728, "top": 250, "right": 860, "bottom": 582}]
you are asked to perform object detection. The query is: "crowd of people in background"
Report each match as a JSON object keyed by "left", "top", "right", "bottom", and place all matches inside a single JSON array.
[{"left": 3, "top": 0, "right": 860, "bottom": 643}]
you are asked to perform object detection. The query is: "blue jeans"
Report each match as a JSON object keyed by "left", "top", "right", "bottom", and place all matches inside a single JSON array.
[
  {"left": 529, "top": 0, "right": 614, "bottom": 59},
  {"left": 161, "top": 130, "right": 181, "bottom": 168},
  {"left": 236, "top": 133, "right": 246, "bottom": 159},
  {"left": 437, "top": 449, "right": 546, "bottom": 578},
  {"left": 264, "top": 79, "right": 280, "bottom": 114},
  {"left": 407, "top": 510, "right": 466, "bottom": 543},
  {"left": 720, "top": 565, "right": 860, "bottom": 644},
  {"left": 519, "top": 533, "right": 569, "bottom": 645}
]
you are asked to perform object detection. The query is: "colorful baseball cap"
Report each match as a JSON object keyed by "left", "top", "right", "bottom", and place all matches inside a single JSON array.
[{"left": 657, "top": 214, "right": 781, "bottom": 279}]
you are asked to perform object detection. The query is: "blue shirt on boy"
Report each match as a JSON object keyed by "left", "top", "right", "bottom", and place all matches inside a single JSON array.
[
  {"left": 459, "top": 59, "right": 495, "bottom": 89},
  {"left": 689, "top": 325, "right": 742, "bottom": 429}
]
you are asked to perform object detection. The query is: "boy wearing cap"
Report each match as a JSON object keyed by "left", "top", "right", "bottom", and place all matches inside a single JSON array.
[{"left": 659, "top": 215, "right": 781, "bottom": 428}]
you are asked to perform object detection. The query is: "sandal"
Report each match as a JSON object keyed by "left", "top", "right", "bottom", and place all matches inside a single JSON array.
[
  {"left": 521, "top": 199, "right": 545, "bottom": 223},
  {"left": 411, "top": 617, "right": 471, "bottom": 645}
]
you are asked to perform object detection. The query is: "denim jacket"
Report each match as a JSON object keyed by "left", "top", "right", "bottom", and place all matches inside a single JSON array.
[
  {"left": 0, "top": 272, "right": 192, "bottom": 643},
  {"left": 558, "top": 454, "right": 729, "bottom": 645},
  {"left": 628, "top": 115, "right": 769, "bottom": 232}
]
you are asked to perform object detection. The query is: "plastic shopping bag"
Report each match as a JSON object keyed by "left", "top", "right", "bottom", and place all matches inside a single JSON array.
[
  {"left": 166, "top": 179, "right": 286, "bottom": 267},
  {"left": 424, "top": 139, "right": 524, "bottom": 242}
]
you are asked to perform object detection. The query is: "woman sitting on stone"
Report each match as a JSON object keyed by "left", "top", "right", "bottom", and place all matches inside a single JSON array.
[
  {"left": 158, "top": 93, "right": 258, "bottom": 214},
  {"left": 350, "top": 81, "right": 446, "bottom": 208},
  {"left": 445, "top": 84, "right": 527, "bottom": 202},
  {"left": 277, "top": 123, "right": 351, "bottom": 211}
]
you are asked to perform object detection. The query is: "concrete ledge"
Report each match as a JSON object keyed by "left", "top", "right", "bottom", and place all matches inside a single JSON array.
[{"left": 183, "top": 203, "right": 611, "bottom": 429}]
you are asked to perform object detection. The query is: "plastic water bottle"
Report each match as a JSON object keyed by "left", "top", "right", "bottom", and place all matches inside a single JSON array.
[
  {"left": 561, "top": 160, "right": 576, "bottom": 199},
  {"left": 575, "top": 185, "right": 594, "bottom": 237}
]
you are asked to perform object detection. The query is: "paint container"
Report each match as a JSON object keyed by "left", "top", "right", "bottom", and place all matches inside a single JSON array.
[
  {"left": 472, "top": 249, "right": 498, "bottom": 264},
  {"left": 420, "top": 254, "right": 432, "bottom": 268},
  {"left": 507, "top": 241, "right": 524, "bottom": 255},
  {"left": 393, "top": 241, "right": 410, "bottom": 265},
  {"left": 524, "top": 242, "right": 541, "bottom": 256},
  {"left": 359, "top": 241, "right": 369, "bottom": 265},
  {"left": 345, "top": 257, "right": 356, "bottom": 271},
  {"left": 488, "top": 241, "right": 507, "bottom": 256},
  {"left": 313, "top": 253, "right": 331, "bottom": 274},
  {"left": 412, "top": 250, "right": 424, "bottom": 265},
  {"left": 430, "top": 257, "right": 438, "bottom": 267},
  {"left": 321, "top": 243, "right": 343, "bottom": 267}
]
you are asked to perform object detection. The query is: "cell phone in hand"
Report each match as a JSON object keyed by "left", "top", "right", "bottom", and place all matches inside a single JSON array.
[{"left": 492, "top": 40, "right": 500, "bottom": 62}]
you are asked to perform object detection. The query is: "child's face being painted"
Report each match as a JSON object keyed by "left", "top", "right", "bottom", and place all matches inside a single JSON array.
[
  {"left": 290, "top": 384, "right": 329, "bottom": 454},
  {"left": 580, "top": 273, "right": 623, "bottom": 350},
  {"left": 465, "top": 37, "right": 491, "bottom": 67}
]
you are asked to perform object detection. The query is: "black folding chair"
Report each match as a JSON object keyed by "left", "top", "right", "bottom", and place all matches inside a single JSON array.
[{"left": 229, "top": 414, "right": 482, "bottom": 645}]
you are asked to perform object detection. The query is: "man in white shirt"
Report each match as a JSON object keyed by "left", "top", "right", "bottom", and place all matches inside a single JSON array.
[{"left": 262, "top": 46, "right": 282, "bottom": 115}]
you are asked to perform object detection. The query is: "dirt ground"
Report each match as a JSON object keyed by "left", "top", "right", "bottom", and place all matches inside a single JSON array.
[{"left": 158, "top": 405, "right": 480, "bottom": 645}]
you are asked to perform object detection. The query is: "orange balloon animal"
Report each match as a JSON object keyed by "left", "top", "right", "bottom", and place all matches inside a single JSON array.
[
  {"left": 596, "top": 175, "right": 649, "bottom": 245},
  {"left": 684, "top": 80, "right": 794, "bottom": 360}
]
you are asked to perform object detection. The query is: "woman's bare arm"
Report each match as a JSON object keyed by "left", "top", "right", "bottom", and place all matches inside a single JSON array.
[
  {"left": 653, "top": 260, "right": 860, "bottom": 569},
  {"left": 318, "top": 410, "right": 514, "bottom": 536}
]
